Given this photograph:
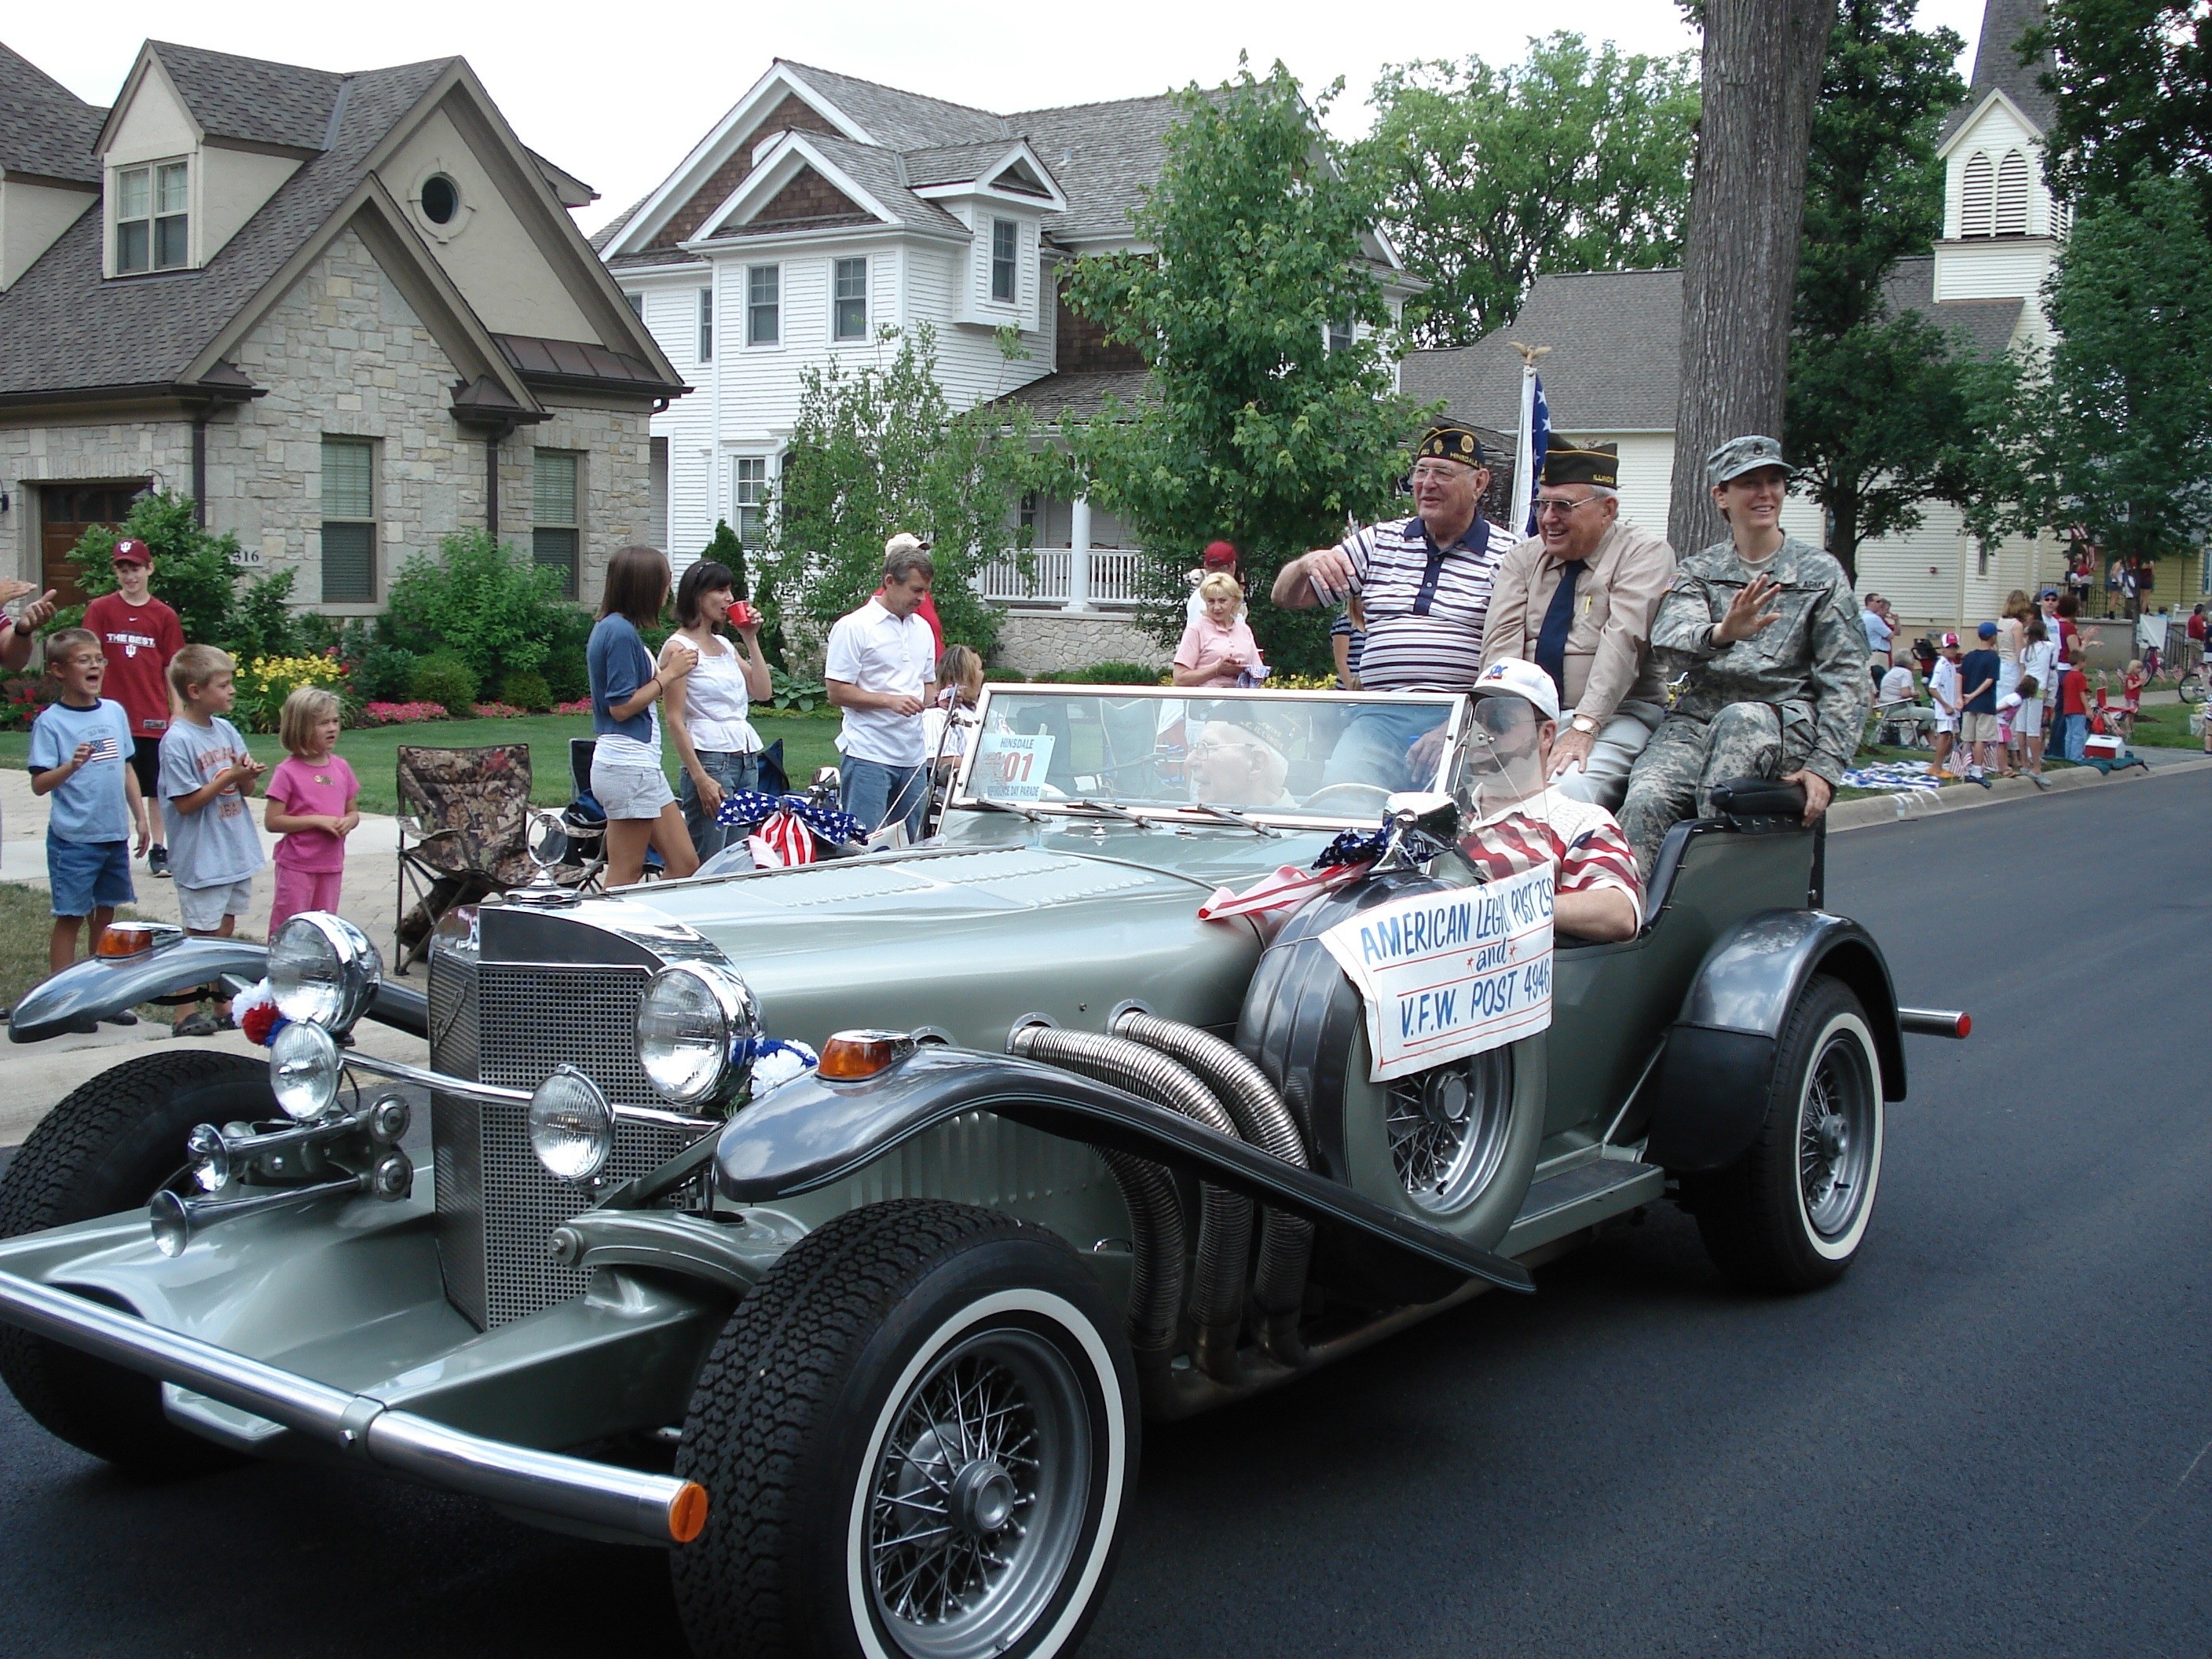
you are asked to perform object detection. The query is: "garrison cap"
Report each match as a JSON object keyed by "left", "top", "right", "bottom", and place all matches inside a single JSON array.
[
  {"left": 1541, "top": 438, "right": 1619, "bottom": 489},
  {"left": 1705, "top": 434, "right": 1797, "bottom": 489},
  {"left": 1413, "top": 421, "right": 1486, "bottom": 469}
]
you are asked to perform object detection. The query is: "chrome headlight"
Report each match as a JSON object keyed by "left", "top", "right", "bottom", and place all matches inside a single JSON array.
[
  {"left": 635, "top": 961, "right": 759, "bottom": 1108},
  {"left": 528, "top": 1065, "right": 613, "bottom": 1182},
  {"left": 269, "top": 1020, "right": 342, "bottom": 1122},
  {"left": 269, "top": 913, "right": 382, "bottom": 1034}
]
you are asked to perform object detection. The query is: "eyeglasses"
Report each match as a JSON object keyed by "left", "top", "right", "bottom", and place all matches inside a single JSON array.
[
  {"left": 1188, "top": 740, "right": 1256, "bottom": 760},
  {"left": 1532, "top": 495, "right": 1603, "bottom": 518},
  {"left": 1409, "top": 463, "right": 1474, "bottom": 485}
]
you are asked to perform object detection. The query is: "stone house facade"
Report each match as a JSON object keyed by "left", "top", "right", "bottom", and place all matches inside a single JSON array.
[{"left": 0, "top": 39, "right": 681, "bottom": 617}]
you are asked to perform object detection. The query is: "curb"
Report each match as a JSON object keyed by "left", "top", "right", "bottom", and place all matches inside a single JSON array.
[{"left": 1829, "top": 753, "right": 2212, "bottom": 833}]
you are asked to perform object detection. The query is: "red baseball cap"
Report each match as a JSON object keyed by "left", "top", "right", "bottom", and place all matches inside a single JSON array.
[
  {"left": 112, "top": 538, "right": 152, "bottom": 566},
  {"left": 1201, "top": 541, "right": 1238, "bottom": 569}
]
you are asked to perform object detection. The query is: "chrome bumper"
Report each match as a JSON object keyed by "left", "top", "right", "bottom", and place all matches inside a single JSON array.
[{"left": 0, "top": 1269, "right": 705, "bottom": 1545}]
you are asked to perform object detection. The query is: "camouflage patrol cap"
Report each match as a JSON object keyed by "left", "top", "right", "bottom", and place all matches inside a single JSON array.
[{"left": 1705, "top": 434, "right": 1798, "bottom": 489}]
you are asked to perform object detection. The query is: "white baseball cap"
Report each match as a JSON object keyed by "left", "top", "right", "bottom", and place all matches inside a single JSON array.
[{"left": 1470, "top": 658, "right": 1562, "bottom": 724}]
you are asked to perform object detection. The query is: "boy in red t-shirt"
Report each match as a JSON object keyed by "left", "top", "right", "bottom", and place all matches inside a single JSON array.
[{"left": 82, "top": 538, "right": 185, "bottom": 877}]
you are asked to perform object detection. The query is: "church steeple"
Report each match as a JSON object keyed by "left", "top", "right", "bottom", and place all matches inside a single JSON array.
[{"left": 1961, "top": 0, "right": 2056, "bottom": 137}]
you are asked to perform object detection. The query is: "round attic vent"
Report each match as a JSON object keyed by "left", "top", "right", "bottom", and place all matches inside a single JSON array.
[{"left": 420, "top": 174, "right": 460, "bottom": 225}]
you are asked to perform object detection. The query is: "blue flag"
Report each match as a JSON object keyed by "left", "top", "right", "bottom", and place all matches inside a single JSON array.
[{"left": 1522, "top": 373, "right": 1550, "bottom": 539}]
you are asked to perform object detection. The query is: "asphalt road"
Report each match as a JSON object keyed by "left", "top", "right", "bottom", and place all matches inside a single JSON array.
[{"left": 2, "top": 770, "right": 2207, "bottom": 1658}]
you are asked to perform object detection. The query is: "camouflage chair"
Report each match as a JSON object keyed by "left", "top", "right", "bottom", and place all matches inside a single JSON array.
[{"left": 393, "top": 744, "right": 583, "bottom": 972}]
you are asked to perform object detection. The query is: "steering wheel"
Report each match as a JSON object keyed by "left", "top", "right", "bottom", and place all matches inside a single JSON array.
[{"left": 1302, "top": 782, "right": 1396, "bottom": 812}]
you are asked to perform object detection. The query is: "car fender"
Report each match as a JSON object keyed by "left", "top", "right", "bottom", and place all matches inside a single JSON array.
[
  {"left": 6, "top": 939, "right": 429, "bottom": 1044},
  {"left": 712, "top": 1045, "right": 1534, "bottom": 1294},
  {"left": 1644, "top": 910, "right": 1905, "bottom": 1174}
]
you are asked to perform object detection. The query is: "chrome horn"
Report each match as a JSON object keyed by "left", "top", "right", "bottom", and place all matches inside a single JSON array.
[{"left": 149, "top": 1156, "right": 413, "bottom": 1258}]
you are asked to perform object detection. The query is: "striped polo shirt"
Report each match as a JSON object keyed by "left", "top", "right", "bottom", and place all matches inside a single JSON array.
[{"left": 1330, "top": 515, "right": 1514, "bottom": 690}]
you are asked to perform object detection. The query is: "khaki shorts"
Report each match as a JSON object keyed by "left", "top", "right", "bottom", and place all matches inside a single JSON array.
[
  {"left": 178, "top": 877, "right": 256, "bottom": 932},
  {"left": 1961, "top": 712, "right": 2000, "bottom": 743}
]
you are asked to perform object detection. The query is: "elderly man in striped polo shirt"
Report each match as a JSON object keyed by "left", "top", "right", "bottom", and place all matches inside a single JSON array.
[{"left": 1273, "top": 421, "right": 1518, "bottom": 787}]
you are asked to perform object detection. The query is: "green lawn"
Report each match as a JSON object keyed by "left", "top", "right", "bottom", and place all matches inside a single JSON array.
[
  {"left": 2129, "top": 700, "right": 2206, "bottom": 750},
  {"left": 0, "top": 712, "right": 844, "bottom": 816}
]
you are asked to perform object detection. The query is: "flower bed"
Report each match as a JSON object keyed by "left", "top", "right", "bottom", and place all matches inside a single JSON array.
[
  {"left": 470, "top": 701, "right": 526, "bottom": 720},
  {"left": 357, "top": 700, "right": 451, "bottom": 727}
]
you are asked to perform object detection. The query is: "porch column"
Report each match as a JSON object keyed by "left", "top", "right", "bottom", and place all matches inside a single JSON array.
[{"left": 1065, "top": 495, "right": 1093, "bottom": 612}]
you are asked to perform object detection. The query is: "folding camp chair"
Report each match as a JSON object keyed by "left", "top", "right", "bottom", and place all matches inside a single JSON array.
[{"left": 393, "top": 744, "right": 587, "bottom": 972}]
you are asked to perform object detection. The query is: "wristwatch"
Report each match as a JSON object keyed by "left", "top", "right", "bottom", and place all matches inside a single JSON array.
[{"left": 1570, "top": 714, "right": 1601, "bottom": 736}]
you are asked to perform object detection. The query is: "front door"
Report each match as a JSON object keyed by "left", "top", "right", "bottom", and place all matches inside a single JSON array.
[{"left": 40, "top": 483, "right": 146, "bottom": 607}]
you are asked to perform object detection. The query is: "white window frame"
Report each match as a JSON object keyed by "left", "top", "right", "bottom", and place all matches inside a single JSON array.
[
  {"left": 833, "top": 256, "right": 869, "bottom": 342},
  {"left": 113, "top": 157, "right": 190, "bottom": 274},
  {"left": 990, "top": 218, "right": 1018, "bottom": 305},
  {"left": 747, "top": 263, "right": 781, "bottom": 346},
  {"left": 731, "top": 456, "right": 770, "bottom": 548},
  {"left": 698, "top": 287, "right": 714, "bottom": 362}
]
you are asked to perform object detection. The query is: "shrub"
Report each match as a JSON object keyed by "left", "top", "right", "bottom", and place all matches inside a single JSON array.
[
  {"left": 386, "top": 529, "right": 569, "bottom": 686},
  {"left": 66, "top": 490, "right": 248, "bottom": 645},
  {"left": 767, "top": 666, "right": 827, "bottom": 712},
  {"left": 234, "top": 654, "right": 349, "bottom": 734},
  {"left": 409, "top": 651, "right": 478, "bottom": 717},
  {"left": 0, "top": 672, "right": 53, "bottom": 730},
  {"left": 540, "top": 607, "right": 594, "bottom": 703},
  {"left": 498, "top": 670, "right": 554, "bottom": 712},
  {"left": 1058, "top": 661, "right": 1161, "bottom": 684},
  {"left": 228, "top": 568, "right": 304, "bottom": 662},
  {"left": 351, "top": 644, "right": 419, "bottom": 703}
]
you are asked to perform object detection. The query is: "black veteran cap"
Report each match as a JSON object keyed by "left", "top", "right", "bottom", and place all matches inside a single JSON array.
[
  {"left": 1542, "top": 437, "right": 1618, "bottom": 489},
  {"left": 1414, "top": 421, "right": 1486, "bottom": 467}
]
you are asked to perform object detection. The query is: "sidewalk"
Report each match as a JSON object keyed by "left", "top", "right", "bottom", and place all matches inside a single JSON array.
[{"left": 0, "top": 768, "right": 405, "bottom": 952}]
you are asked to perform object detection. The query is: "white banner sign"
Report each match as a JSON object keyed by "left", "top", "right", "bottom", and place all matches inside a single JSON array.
[
  {"left": 1320, "top": 866, "right": 1555, "bottom": 1082},
  {"left": 972, "top": 731, "right": 1056, "bottom": 802}
]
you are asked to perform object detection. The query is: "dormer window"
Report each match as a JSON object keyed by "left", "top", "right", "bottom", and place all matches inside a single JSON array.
[
  {"left": 991, "top": 219, "right": 1018, "bottom": 304},
  {"left": 115, "top": 159, "right": 189, "bottom": 273}
]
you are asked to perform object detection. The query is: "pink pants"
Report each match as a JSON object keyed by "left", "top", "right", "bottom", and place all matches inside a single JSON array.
[{"left": 269, "top": 865, "right": 344, "bottom": 937}]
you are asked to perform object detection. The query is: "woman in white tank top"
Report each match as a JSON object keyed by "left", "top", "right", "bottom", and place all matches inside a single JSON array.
[{"left": 661, "top": 558, "right": 772, "bottom": 859}]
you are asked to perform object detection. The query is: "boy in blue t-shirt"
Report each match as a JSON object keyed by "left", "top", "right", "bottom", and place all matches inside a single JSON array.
[
  {"left": 159, "top": 643, "right": 267, "bottom": 1038},
  {"left": 29, "top": 628, "right": 149, "bottom": 1018},
  {"left": 1958, "top": 622, "right": 2002, "bottom": 782}
]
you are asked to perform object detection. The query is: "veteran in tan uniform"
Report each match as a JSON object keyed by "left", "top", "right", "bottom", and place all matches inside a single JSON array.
[{"left": 1479, "top": 438, "right": 1675, "bottom": 810}]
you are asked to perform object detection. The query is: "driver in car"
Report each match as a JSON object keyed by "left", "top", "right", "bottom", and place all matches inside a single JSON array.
[
  {"left": 1455, "top": 660, "right": 1643, "bottom": 943},
  {"left": 1188, "top": 717, "right": 1298, "bottom": 810}
]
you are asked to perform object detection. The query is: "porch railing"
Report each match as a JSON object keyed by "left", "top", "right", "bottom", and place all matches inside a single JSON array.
[{"left": 975, "top": 548, "right": 1148, "bottom": 610}]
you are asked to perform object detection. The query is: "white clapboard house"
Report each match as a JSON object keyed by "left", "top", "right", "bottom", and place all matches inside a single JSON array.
[{"left": 595, "top": 60, "right": 1416, "bottom": 668}]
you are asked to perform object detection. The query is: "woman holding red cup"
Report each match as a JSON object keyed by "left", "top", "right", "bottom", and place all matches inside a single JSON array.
[{"left": 662, "top": 559, "right": 773, "bottom": 859}]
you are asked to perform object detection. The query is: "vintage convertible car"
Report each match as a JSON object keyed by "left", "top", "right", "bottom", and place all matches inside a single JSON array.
[{"left": 0, "top": 685, "right": 1967, "bottom": 1659}]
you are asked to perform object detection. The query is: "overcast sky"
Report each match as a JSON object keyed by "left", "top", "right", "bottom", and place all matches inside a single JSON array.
[{"left": 13, "top": 0, "right": 1998, "bottom": 235}]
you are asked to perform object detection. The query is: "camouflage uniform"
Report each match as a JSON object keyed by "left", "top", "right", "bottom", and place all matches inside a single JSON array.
[{"left": 1617, "top": 535, "right": 1871, "bottom": 874}]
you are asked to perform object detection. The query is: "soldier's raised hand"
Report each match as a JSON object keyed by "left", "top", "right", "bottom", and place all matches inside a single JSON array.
[{"left": 1713, "top": 574, "right": 1783, "bottom": 645}]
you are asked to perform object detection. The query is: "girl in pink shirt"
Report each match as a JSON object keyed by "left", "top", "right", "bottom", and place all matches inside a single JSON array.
[
  {"left": 1173, "top": 573, "right": 1264, "bottom": 687},
  {"left": 262, "top": 687, "right": 360, "bottom": 936}
]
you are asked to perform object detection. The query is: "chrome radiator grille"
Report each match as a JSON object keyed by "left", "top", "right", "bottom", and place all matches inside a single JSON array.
[{"left": 428, "top": 950, "right": 705, "bottom": 1329}]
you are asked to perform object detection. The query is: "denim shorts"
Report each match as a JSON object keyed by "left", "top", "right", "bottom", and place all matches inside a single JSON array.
[
  {"left": 47, "top": 835, "right": 134, "bottom": 918},
  {"left": 679, "top": 749, "right": 760, "bottom": 860},
  {"left": 590, "top": 755, "right": 675, "bottom": 820}
]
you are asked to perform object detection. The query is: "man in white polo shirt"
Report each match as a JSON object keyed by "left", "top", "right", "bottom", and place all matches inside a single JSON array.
[{"left": 826, "top": 535, "right": 938, "bottom": 839}]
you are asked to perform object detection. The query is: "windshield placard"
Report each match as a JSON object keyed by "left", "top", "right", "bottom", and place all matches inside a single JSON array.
[
  {"left": 1320, "top": 866, "right": 1555, "bottom": 1082},
  {"left": 972, "top": 731, "right": 1057, "bottom": 802}
]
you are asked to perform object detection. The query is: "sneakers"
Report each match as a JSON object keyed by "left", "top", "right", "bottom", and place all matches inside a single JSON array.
[
  {"left": 148, "top": 844, "right": 170, "bottom": 877},
  {"left": 173, "top": 1011, "right": 218, "bottom": 1038}
]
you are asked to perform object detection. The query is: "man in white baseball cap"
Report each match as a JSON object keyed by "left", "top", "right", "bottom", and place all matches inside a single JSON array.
[{"left": 1455, "top": 658, "right": 1643, "bottom": 942}]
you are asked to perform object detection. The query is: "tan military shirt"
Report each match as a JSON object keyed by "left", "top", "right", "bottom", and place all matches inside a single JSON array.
[{"left": 1480, "top": 517, "right": 1676, "bottom": 720}]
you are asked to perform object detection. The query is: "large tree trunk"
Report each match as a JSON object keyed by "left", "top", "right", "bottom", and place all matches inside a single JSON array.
[{"left": 1668, "top": 0, "right": 1837, "bottom": 557}]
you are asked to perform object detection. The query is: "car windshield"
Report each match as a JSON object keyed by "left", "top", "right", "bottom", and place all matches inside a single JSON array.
[{"left": 951, "top": 687, "right": 1462, "bottom": 826}]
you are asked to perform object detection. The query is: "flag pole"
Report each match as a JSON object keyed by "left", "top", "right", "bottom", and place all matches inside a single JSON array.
[{"left": 1511, "top": 341, "right": 1551, "bottom": 539}]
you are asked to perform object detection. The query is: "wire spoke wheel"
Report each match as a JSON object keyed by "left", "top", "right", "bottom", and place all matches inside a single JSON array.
[
  {"left": 1797, "top": 1029, "right": 1877, "bottom": 1241},
  {"left": 865, "top": 1326, "right": 1092, "bottom": 1659},
  {"left": 1385, "top": 1049, "right": 1513, "bottom": 1215}
]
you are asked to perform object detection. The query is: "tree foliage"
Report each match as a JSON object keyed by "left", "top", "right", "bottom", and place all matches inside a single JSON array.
[
  {"left": 68, "top": 489, "right": 305, "bottom": 654},
  {"left": 1361, "top": 35, "right": 1701, "bottom": 347},
  {"left": 767, "top": 324, "right": 1059, "bottom": 658},
  {"left": 1785, "top": 0, "right": 1992, "bottom": 579},
  {"left": 1061, "top": 63, "right": 1430, "bottom": 672},
  {"left": 1999, "top": 173, "right": 2212, "bottom": 566},
  {"left": 2029, "top": 0, "right": 2212, "bottom": 221}
]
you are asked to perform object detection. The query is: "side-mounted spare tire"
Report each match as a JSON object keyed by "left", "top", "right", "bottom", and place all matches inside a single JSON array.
[
  {"left": 1236, "top": 870, "right": 1544, "bottom": 1298},
  {"left": 0, "top": 1048, "right": 276, "bottom": 1475}
]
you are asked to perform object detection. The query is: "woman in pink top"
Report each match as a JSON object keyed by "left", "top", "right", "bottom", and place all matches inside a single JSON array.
[
  {"left": 262, "top": 687, "right": 360, "bottom": 936},
  {"left": 1173, "top": 573, "right": 1263, "bottom": 687}
]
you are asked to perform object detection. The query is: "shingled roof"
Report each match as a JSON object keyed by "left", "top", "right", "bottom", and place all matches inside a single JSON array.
[
  {"left": 1939, "top": 0, "right": 2056, "bottom": 146},
  {"left": 1405, "top": 260, "right": 2022, "bottom": 434},
  {"left": 1009, "top": 95, "right": 1185, "bottom": 245},
  {"left": 141, "top": 38, "right": 350, "bottom": 152},
  {"left": 775, "top": 61, "right": 1006, "bottom": 150},
  {"left": 0, "top": 41, "right": 106, "bottom": 182}
]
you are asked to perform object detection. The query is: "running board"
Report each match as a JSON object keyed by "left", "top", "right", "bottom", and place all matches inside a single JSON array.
[{"left": 1503, "top": 1158, "right": 1664, "bottom": 1257}]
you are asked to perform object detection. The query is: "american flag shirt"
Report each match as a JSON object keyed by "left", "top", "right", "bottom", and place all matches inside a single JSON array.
[{"left": 1457, "top": 786, "right": 1644, "bottom": 930}]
